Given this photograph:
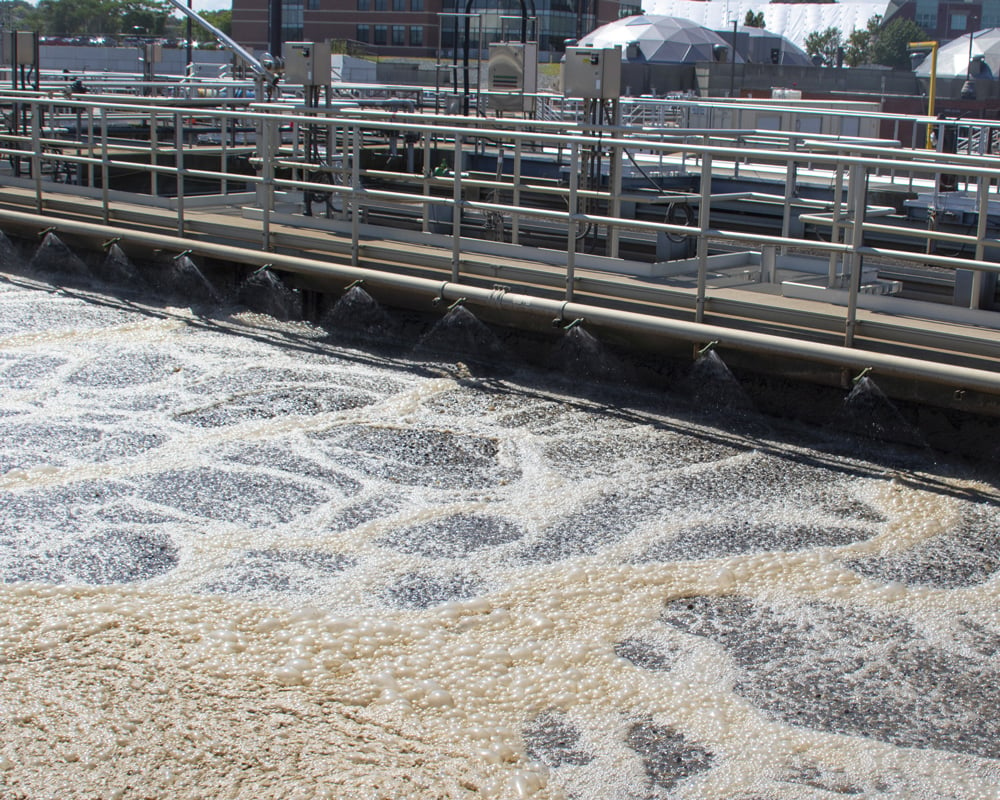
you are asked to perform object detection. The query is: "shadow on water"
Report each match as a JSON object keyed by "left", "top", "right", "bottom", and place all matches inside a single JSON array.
[
  {"left": 688, "top": 349, "right": 755, "bottom": 414},
  {"left": 236, "top": 267, "right": 301, "bottom": 321},
  {"left": 830, "top": 376, "right": 929, "bottom": 450},
  {"left": 5, "top": 230, "right": 1000, "bottom": 476},
  {"left": 321, "top": 285, "right": 403, "bottom": 346},
  {"left": 29, "top": 232, "right": 91, "bottom": 281},
  {"left": 0, "top": 230, "right": 27, "bottom": 274},
  {"left": 412, "top": 304, "right": 510, "bottom": 372},
  {"left": 546, "top": 324, "right": 629, "bottom": 383}
]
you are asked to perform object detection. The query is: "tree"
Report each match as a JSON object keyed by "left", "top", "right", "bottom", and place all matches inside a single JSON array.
[
  {"left": 844, "top": 15, "right": 927, "bottom": 69},
  {"left": 844, "top": 14, "right": 879, "bottom": 66},
  {"left": 744, "top": 10, "right": 765, "bottom": 28},
  {"left": 19, "top": 0, "right": 176, "bottom": 36},
  {"left": 192, "top": 9, "right": 231, "bottom": 41},
  {"left": 804, "top": 26, "right": 842, "bottom": 66},
  {"left": 872, "top": 17, "right": 926, "bottom": 69},
  {"left": 0, "top": 1, "right": 38, "bottom": 31}
]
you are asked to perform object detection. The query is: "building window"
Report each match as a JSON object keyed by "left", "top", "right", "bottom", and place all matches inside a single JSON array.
[
  {"left": 373, "top": 24, "right": 387, "bottom": 45},
  {"left": 392, "top": 25, "right": 406, "bottom": 46},
  {"left": 358, "top": 0, "right": 369, "bottom": 9},
  {"left": 410, "top": 0, "right": 423, "bottom": 10},
  {"left": 952, "top": 13, "right": 967, "bottom": 30},
  {"left": 393, "top": 0, "right": 405, "bottom": 10},
  {"left": 307, "top": 0, "right": 319, "bottom": 9},
  {"left": 410, "top": 25, "right": 423, "bottom": 47},
  {"left": 374, "top": 0, "right": 386, "bottom": 10},
  {"left": 356, "top": 24, "right": 370, "bottom": 42},
  {"left": 281, "top": 0, "right": 304, "bottom": 41}
]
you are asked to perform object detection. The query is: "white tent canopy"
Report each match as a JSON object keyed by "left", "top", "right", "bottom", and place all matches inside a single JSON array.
[
  {"left": 640, "top": 0, "right": 891, "bottom": 51},
  {"left": 914, "top": 28, "right": 1000, "bottom": 79}
]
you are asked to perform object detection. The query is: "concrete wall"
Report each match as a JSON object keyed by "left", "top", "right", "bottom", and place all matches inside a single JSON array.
[
  {"left": 10, "top": 45, "right": 233, "bottom": 77},
  {"left": 696, "top": 62, "right": 922, "bottom": 99},
  {"left": 332, "top": 55, "right": 377, "bottom": 84},
  {"left": 620, "top": 63, "right": 698, "bottom": 96}
]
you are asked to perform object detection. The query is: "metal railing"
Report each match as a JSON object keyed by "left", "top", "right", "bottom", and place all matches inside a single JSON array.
[{"left": 1, "top": 88, "right": 999, "bottom": 355}]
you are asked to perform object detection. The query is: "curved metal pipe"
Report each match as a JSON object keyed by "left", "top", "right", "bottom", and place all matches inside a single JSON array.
[{"left": 3, "top": 207, "right": 999, "bottom": 397}]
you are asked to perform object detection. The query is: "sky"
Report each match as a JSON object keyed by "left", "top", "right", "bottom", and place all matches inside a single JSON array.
[{"left": 188, "top": 0, "right": 233, "bottom": 12}]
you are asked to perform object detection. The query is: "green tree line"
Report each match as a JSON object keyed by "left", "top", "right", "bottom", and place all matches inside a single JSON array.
[
  {"left": 804, "top": 15, "right": 926, "bottom": 69},
  {"left": 1, "top": 0, "right": 231, "bottom": 42}
]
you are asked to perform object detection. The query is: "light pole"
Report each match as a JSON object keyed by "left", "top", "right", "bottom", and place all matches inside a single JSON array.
[
  {"left": 729, "top": 18, "right": 737, "bottom": 98},
  {"left": 967, "top": 17, "right": 978, "bottom": 78},
  {"left": 961, "top": 16, "right": 979, "bottom": 99}
]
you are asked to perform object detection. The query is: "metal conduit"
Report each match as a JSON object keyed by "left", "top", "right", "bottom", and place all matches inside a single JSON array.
[{"left": 2, "top": 207, "right": 999, "bottom": 398}]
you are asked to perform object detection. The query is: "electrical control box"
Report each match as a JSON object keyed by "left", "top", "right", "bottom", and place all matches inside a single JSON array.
[
  {"left": 561, "top": 45, "right": 621, "bottom": 99},
  {"left": 284, "top": 41, "right": 331, "bottom": 86},
  {"left": 144, "top": 42, "right": 162, "bottom": 65},
  {"left": 12, "top": 31, "right": 36, "bottom": 65},
  {"left": 487, "top": 42, "right": 538, "bottom": 113}
]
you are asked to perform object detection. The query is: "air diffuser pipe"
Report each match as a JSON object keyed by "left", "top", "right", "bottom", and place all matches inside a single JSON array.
[{"left": 2, "top": 208, "right": 999, "bottom": 397}]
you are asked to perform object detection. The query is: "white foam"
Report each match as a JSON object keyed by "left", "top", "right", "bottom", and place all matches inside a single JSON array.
[{"left": 1, "top": 271, "right": 999, "bottom": 798}]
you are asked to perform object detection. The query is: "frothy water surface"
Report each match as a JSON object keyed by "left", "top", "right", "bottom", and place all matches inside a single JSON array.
[{"left": 1, "top": 267, "right": 999, "bottom": 799}]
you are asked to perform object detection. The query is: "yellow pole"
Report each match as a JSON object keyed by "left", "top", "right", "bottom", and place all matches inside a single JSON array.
[{"left": 909, "top": 41, "right": 939, "bottom": 149}]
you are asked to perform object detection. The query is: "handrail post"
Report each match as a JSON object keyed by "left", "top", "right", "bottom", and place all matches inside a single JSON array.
[
  {"left": 451, "top": 132, "right": 463, "bottom": 282},
  {"left": 827, "top": 161, "right": 845, "bottom": 288},
  {"left": 566, "top": 141, "right": 579, "bottom": 302},
  {"left": 100, "top": 106, "right": 110, "bottom": 225},
  {"left": 220, "top": 103, "right": 228, "bottom": 197},
  {"left": 512, "top": 136, "right": 522, "bottom": 245},
  {"left": 150, "top": 109, "right": 158, "bottom": 197},
  {"left": 695, "top": 148, "right": 712, "bottom": 324},
  {"left": 261, "top": 113, "right": 272, "bottom": 251},
  {"left": 351, "top": 122, "right": 361, "bottom": 266},
  {"left": 87, "top": 105, "right": 95, "bottom": 189},
  {"left": 31, "top": 99, "right": 41, "bottom": 214},
  {"left": 175, "top": 111, "right": 185, "bottom": 236},
  {"left": 844, "top": 160, "right": 866, "bottom": 347},
  {"left": 970, "top": 168, "right": 990, "bottom": 309},
  {"left": 781, "top": 138, "right": 796, "bottom": 255},
  {"left": 608, "top": 102, "right": 622, "bottom": 259},
  {"left": 421, "top": 128, "right": 431, "bottom": 234}
]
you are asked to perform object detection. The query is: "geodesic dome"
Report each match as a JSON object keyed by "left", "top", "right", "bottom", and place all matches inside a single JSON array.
[{"left": 579, "top": 15, "right": 740, "bottom": 64}]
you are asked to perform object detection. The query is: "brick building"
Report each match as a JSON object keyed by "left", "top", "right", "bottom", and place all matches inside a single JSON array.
[{"left": 231, "top": 0, "right": 637, "bottom": 61}]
